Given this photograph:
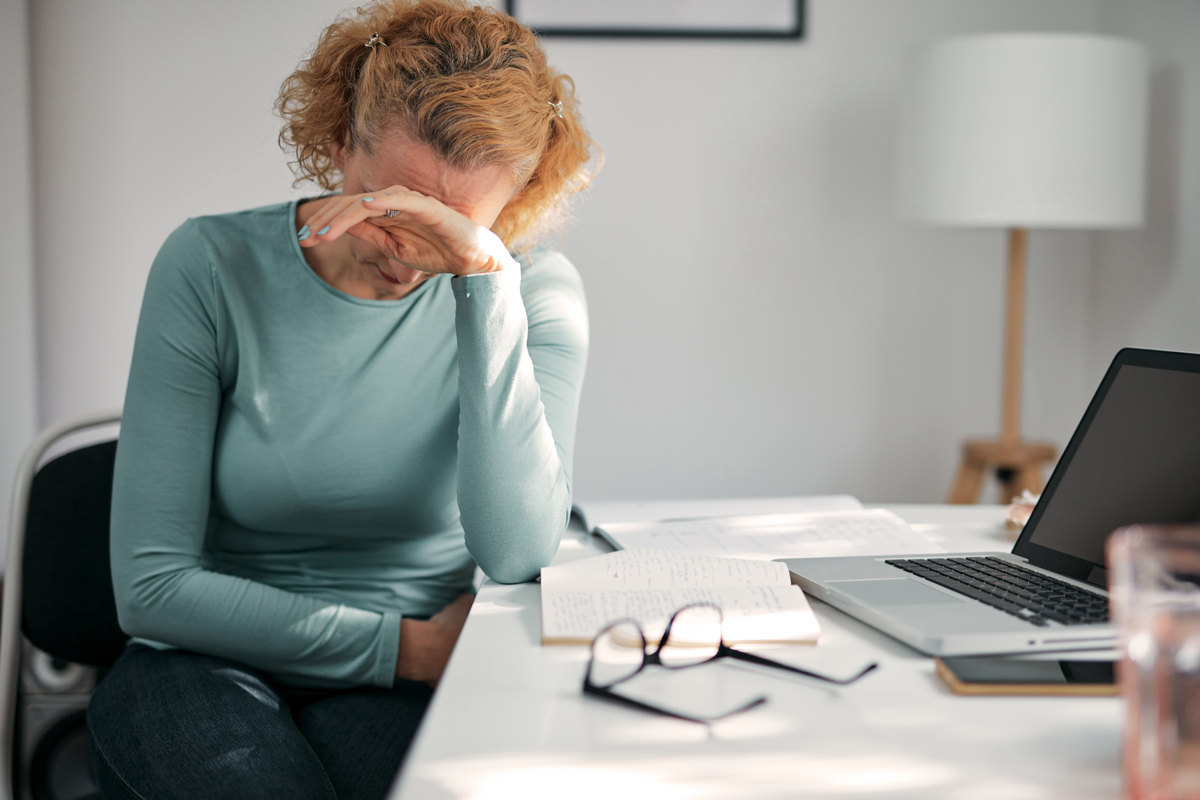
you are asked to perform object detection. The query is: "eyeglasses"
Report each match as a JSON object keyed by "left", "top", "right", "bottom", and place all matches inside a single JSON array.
[{"left": 583, "top": 603, "right": 879, "bottom": 723}]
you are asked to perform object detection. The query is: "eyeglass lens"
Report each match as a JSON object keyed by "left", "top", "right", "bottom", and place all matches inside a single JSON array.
[
  {"left": 657, "top": 604, "right": 723, "bottom": 667},
  {"left": 588, "top": 621, "right": 646, "bottom": 689}
]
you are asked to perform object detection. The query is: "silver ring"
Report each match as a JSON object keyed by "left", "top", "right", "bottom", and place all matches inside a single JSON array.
[{"left": 385, "top": 209, "right": 401, "bottom": 218}]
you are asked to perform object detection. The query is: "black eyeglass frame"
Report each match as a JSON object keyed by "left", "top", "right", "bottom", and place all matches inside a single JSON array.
[{"left": 582, "top": 602, "right": 879, "bottom": 723}]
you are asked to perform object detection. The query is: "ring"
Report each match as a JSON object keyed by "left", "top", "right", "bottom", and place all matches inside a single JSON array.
[{"left": 385, "top": 209, "right": 401, "bottom": 218}]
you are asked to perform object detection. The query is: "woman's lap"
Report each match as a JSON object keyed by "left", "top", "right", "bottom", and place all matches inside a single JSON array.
[{"left": 87, "top": 644, "right": 431, "bottom": 800}]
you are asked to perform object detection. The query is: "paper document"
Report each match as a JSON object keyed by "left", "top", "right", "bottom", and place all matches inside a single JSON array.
[
  {"left": 571, "top": 494, "right": 862, "bottom": 532},
  {"left": 540, "top": 548, "right": 820, "bottom": 646},
  {"left": 596, "top": 508, "right": 943, "bottom": 561}
]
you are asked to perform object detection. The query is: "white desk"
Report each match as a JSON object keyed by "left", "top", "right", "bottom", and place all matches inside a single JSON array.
[{"left": 389, "top": 505, "right": 1122, "bottom": 800}]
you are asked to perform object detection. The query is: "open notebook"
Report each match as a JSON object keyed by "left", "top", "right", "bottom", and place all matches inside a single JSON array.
[{"left": 540, "top": 548, "right": 820, "bottom": 646}]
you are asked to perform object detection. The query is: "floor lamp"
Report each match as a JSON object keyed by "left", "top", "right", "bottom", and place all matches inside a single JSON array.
[{"left": 897, "top": 33, "right": 1148, "bottom": 504}]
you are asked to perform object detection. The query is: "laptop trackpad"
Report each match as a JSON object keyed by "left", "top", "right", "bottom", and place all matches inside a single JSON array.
[{"left": 829, "top": 578, "right": 967, "bottom": 606}]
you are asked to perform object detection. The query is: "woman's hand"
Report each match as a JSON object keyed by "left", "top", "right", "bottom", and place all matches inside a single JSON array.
[
  {"left": 299, "top": 187, "right": 515, "bottom": 277},
  {"left": 396, "top": 593, "right": 475, "bottom": 686}
]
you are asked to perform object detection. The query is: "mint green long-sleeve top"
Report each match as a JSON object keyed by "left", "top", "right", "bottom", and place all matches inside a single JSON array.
[{"left": 110, "top": 200, "right": 587, "bottom": 689}]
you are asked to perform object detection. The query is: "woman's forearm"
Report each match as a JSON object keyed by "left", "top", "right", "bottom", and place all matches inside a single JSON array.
[{"left": 451, "top": 256, "right": 588, "bottom": 584}]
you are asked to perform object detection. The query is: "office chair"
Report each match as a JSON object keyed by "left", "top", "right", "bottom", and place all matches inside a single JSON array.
[{"left": 0, "top": 410, "right": 127, "bottom": 800}]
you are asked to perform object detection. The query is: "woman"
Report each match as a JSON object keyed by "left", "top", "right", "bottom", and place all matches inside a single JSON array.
[{"left": 86, "top": 2, "right": 596, "bottom": 798}]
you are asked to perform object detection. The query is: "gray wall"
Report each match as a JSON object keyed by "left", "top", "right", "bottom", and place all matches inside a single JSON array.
[
  {"left": 1090, "top": 2, "right": 1200, "bottom": 377},
  {"left": 546, "top": 0, "right": 1104, "bottom": 503},
  {"left": 2, "top": 0, "right": 1198, "bottom": 554},
  {"left": 0, "top": 0, "right": 39, "bottom": 568}
]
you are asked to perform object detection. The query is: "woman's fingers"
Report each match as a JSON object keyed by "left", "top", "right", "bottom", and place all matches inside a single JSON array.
[
  {"left": 362, "top": 191, "right": 446, "bottom": 228},
  {"left": 297, "top": 194, "right": 372, "bottom": 247},
  {"left": 299, "top": 185, "right": 512, "bottom": 276},
  {"left": 300, "top": 187, "right": 442, "bottom": 248}
]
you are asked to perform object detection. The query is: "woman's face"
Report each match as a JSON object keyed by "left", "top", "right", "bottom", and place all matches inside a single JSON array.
[{"left": 330, "top": 131, "right": 517, "bottom": 298}]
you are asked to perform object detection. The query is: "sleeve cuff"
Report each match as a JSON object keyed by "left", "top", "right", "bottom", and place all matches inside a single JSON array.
[
  {"left": 376, "top": 610, "right": 403, "bottom": 688},
  {"left": 450, "top": 262, "right": 521, "bottom": 300}
]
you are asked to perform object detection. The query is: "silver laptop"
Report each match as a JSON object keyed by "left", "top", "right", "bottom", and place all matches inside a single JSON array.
[{"left": 780, "top": 348, "right": 1200, "bottom": 656}]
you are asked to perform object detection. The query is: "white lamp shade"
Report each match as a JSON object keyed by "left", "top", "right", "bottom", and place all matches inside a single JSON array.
[{"left": 898, "top": 34, "right": 1148, "bottom": 229}]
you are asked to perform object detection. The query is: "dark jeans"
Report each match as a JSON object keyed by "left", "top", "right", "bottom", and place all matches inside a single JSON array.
[{"left": 86, "top": 643, "right": 432, "bottom": 800}]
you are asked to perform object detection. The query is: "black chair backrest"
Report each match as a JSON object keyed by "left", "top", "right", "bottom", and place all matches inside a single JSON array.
[{"left": 22, "top": 440, "right": 129, "bottom": 667}]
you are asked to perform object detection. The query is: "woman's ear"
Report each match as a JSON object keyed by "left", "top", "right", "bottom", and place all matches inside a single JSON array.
[{"left": 330, "top": 137, "right": 348, "bottom": 171}]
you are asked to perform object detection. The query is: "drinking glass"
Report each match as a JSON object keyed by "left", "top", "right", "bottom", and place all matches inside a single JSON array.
[{"left": 1109, "top": 525, "right": 1200, "bottom": 800}]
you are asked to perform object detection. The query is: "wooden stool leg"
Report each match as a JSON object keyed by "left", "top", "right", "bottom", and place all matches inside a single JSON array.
[
  {"left": 1015, "top": 465, "right": 1047, "bottom": 497},
  {"left": 946, "top": 440, "right": 1056, "bottom": 505},
  {"left": 998, "top": 469, "right": 1021, "bottom": 505},
  {"left": 947, "top": 459, "right": 986, "bottom": 504}
]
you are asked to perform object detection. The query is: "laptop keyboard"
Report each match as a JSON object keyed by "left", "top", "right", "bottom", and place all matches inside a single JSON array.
[{"left": 884, "top": 556, "right": 1110, "bottom": 627}]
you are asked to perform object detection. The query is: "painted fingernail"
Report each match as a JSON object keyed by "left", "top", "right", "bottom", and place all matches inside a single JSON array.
[
  {"left": 298, "top": 225, "right": 309, "bottom": 237},
  {"left": 298, "top": 227, "right": 310, "bottom": 241},
  {"left": 317, "top": 226, "right": 330, "bottom": 235},
  {"left": 362, "top": 197, "right": 374, "bottom": 202}
]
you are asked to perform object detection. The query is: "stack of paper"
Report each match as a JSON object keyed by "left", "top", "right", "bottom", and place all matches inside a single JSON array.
[
  {"left": 595, "top": 508, "right": 942, "bottom": 561},
  {"left": 571, "top": 494, "right": 863, "bottom": 533}
]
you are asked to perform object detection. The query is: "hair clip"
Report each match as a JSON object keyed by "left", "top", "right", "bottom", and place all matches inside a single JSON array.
[
  {"left": 548, "top": 100, "right": 564, "bottom": 119},
  {"left": 366, "top": 32, "right": 387, "bottom": 49}
]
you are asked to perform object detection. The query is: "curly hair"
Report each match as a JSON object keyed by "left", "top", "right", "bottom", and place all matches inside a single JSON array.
[{"left": 276, "top": 0, "right": 599, "bottom": 250}]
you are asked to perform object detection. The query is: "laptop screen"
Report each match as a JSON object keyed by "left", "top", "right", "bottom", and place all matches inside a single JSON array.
[{"left": 1016, "top": 352, "right": 1200, "bottom": 579}]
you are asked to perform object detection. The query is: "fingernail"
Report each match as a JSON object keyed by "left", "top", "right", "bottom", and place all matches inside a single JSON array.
[
  {"left": 362, "top": 197, "right": 374, "bottom": 202},
  {"left": 317, "top": 226, "right": 330, "bottom": 235},
  {"left": 298, "top": 225, "right": 309, "bottom": 237},
  {"left": 298, "top": 227, "right": 311, "bottom": 241}
]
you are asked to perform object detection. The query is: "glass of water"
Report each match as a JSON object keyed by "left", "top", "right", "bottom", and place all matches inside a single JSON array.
[{"left": 1109, "top": 525, "right": 1200, "bottom": 800}]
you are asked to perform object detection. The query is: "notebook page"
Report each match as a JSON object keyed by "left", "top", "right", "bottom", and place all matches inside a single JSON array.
[
  {"left": 541, "top": 585, "right": 819, "bottom": 645},
  {"left": 540, "top": 548, "right": 791, "bottom": 594},
  {"left": 596, "top": 508, "right": 943, "bottom": 560}
]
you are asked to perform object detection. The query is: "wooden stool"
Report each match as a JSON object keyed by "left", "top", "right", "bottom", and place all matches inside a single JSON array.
[{"left": 947, "top": 438, "right": 1057, "bottom": 505}]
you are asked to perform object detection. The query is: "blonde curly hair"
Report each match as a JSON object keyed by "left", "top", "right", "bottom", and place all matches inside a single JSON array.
[{"left": 277, "top": 0, "right": 599, "bottom": 250}]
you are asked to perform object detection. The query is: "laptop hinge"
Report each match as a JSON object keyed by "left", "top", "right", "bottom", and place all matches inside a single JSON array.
[{"left": 1086, "top": 565, "right": 1109, "bottom": 589}]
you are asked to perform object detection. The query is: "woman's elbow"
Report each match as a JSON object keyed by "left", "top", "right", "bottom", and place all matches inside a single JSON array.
[
  {"left": 114, "top": 588, "right": 154, "bottom": 639},
  {"left": 481, "top": 557, "right": 545, "bottom": 585},
  {"left": 111, "top": 565, "right": 189, "bottom": 640},
  {"left": 471, "top": 521, "right": 564, "bottom": 584}
]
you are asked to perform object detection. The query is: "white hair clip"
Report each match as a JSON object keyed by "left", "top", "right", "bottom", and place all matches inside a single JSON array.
[
  {"left": 366, "top": 32, "right": 387, "bottom": 49},
  {"left": 548, "top": 100, "right": 564, "bottom": 119}
]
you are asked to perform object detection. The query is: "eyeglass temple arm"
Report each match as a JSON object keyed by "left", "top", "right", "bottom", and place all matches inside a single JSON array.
[
  {"left": 583, "top": 680, "right": 766, "bottom": 724},
  {"left": 723, "top": 647, "right": 879, "bottom": 685}
]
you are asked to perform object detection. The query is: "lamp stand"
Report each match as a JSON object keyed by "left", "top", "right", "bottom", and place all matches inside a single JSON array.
[{"left": 947, "top": 228, "right": 1057, "bottom": 504}]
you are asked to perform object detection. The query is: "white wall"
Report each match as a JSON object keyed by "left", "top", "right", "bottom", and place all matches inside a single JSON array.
[
  {"left": 1089, "top": 1, "right": 1200, "bottom": 377},
  {"left": 24, "top": 0, "right": 1191, "bottom": 510},
  {"left": 29, "top": 0, "right": 346, "bottom": 429},
  {"left": 547, "top": 0, "right": 1102, "bottom": 502},
  {"left": 1, "top": 0, "right": 39, "bottom": 568}
]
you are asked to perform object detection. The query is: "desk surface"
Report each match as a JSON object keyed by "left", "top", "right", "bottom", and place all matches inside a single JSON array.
[{"left": 389, "top": 505, "right": 1121, "bottom": 800}]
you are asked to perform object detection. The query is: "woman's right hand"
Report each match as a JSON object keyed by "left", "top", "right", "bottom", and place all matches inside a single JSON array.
[
  {"left": 299, "top": 188, "right": 516, "bottom": 277},
  {"left": 396, "top": 593, "right": 475, "bottom": 686}
]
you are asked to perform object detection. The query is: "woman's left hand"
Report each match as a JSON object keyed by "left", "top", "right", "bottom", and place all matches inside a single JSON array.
[
  {"left": 299, "top": 187, "right": 515, "bottom": 276},
  {"left": 397, "top": 593, "right": 476, "bottom": 687}
]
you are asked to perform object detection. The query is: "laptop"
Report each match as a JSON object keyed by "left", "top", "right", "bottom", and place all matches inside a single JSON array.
[{"left": 779, "top": 348, "right": 1200, "bottom": 656}]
